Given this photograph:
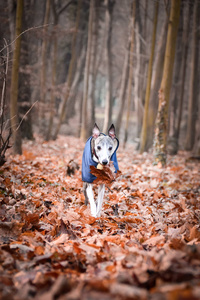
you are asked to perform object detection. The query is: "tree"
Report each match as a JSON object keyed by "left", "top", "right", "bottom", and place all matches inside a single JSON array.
[
  {"left": 18, "top": 3, "right": 34, "bottom": 140},
  {"left": 9, "top": 0, "right": 33, "bottom": 141},
  {"left": 123, "top": 0, "right": 136, "bottom": 147},
  {"left": 134, "top": 0, "right": 143, "bottom": 141},
  {"left": 140, "top": 0, "right": 159, "bottom": 153},
  {"left": 45, "top": 0, "right": 60, "bottom": 141},
  {"left": 80, "top": 0, "right": 94, "bottom": 141},
  {"left": 153, "top": 0, "right": 181, "bottom": 166},
  {"left": 173, "top": 1, "right": 191, "bottom": 153},
  {"left": 66, "top": 48, "right": 85, "bottom": 123},
  {"left": 54, "top": 0, "right": 81, "bottom": 140},
  {"left": 185, "top": 0, "right": 199, "bottom": 151},
  {"left": 88, "top": 0, "right": 100, "bottom": 135},
  {"left": 0, "top": 40, "right": 12, "bottom": 166},
  {"left": 115, "top": 43, "right": 129, "bottom": 137},
  {"left": 146, "top": 16, "right": 168, "bottom": 150},
  {"left": 39, "top": 0, "right": 50, "bottom": 133},
  {"left": 168, "top": 2, "right": 191, "bottom": 154},
  {"left": 10, "top": 0, "right": 23, "bottom": 154},
  {"left": 102, "top": 0, "right": 115, "bottom": 133}
]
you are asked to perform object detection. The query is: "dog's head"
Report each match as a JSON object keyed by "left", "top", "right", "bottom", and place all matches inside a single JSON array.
[{"left": 91, "top": 123, "right": 118, "bottom": 165}]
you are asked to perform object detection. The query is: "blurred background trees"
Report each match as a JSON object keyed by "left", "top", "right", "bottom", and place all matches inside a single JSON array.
[{"left": 0, "top": 0, "right": 200, "bottom": 163}]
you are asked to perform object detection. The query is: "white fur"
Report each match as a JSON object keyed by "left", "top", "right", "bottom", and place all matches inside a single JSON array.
[
  {"left": 86, "top": 184, "right": 97, "bottom": 217},
  {"left": 86, "top": 183, "right": 105, "bottom": 217},
  {"left": 96, "top": 184, "right": 105, "bottom": 217}
]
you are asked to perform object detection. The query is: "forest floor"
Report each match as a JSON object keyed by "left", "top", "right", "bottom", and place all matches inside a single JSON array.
[{"left": 0, "top": 135, "right": 200, "bottom": 300}]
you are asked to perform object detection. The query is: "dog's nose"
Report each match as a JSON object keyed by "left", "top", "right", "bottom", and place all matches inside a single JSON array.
[{"left": 102, "top": 159, "right": 108, "bottom": 165}]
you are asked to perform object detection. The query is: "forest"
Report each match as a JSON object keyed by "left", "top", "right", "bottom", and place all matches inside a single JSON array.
[{"left": 0, "top": 0, "right": 200, "bottom": 299}]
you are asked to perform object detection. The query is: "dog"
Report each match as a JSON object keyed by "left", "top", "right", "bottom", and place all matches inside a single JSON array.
[{"left": 82, "top": 123, "right": 119, "bottom": 217}]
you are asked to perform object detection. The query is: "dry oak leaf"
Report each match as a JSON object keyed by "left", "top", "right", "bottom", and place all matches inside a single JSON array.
[{"left": 90, "top": 162, "right": 121, "bottom": 185}]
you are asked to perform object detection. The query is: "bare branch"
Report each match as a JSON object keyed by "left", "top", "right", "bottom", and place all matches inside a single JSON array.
[
  {"left": 0, "top": 24, "right": 52, "bottom": 54},
  {"left": 16, "top": 101, "right": 38, "bottom": 132}
]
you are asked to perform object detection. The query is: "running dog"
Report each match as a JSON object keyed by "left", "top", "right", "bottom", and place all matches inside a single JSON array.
[{"left": 82, "top": 123, "right": 119, "bottom": 217}]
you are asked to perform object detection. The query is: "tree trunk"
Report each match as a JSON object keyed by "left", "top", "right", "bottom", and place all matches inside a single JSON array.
[
  {"left": 140, "top": 0, "right": 148, "bottom": 116},
  {"left": 174, "top": 1, "right": 191, "bottom": 149},
  {"left": 65, "top": 48, "right": 85, "bottom": 121},
  {"left": 123, "top": 0, "right": 136, "bottom": 147},
  {"left": 54, "top": 0, "right": 81, "bottom": 140},
  {"left": 88, "top": 0, "right": 100, "bottom": 135},
  {"left": 185, "top": 0, "right": 199, "bottom": 150},
  {"left": 140, "top": 1, "right": 159, "bottom": 153},
  {"left": 80, "top": 0, "right": 94, "bottom": 140},
  {"left": 168, "top": 2, "right": 191, "bottom": 154},
  {"left": 0, "top": 33, "right": 11, "bottom": 166},
  {"left": 103, "top": 0, "right": 115, "bottom": 133},
  {"left": 18, "top": 26, "right": 34, "bottom": 140},
  {"left": 168, "top": 30, "right": 182, "bottom": 146},
  {"left": 115, "top": 43, "right": 129, "bottom": 137},
  {"left": 134, "top": 19, "right": 143, "bottom": 141},
  {"left": 153, "top": 0, "right": 181, "bottom": 166},
  {"left": 45, "top": 22, "right": 58, "bottom": 141},
  {"left": 17, "top": 0, "right": 34, "bottom": 140},
  {"left": 146, "top": 17, "right": 168, "bottom": 150},
  {"left": 9, "top": 0, "right": 33, "bottom": 141},
  {"left": 10, "top": 0, "right": 23, "bottom": 154},
  {"left": 39, "top": 0, "right": 50, "bottom": 133}
]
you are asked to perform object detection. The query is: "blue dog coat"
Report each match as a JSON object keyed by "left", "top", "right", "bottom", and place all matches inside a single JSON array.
[{"left": 82, "top": 135, "right": 119, "bottom": 183}]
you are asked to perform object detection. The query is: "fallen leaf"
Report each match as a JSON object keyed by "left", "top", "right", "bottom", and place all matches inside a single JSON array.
[{"left": 90, "top": 162, "right": 121, "bottom": 185}]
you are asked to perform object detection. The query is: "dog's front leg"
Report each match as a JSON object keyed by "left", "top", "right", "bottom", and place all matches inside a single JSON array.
[
  {"left": 96, "top": 184, "right": 105, "bottom": 217},
  {"left": 86, "top": 184, "right": 97, "bottom": 217}
]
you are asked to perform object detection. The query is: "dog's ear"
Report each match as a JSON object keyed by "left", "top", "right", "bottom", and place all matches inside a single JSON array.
[
  {"left": 108, "top": 124, "right": 116, "bottom": 139},
  {"left": 92, "top": 123, "right": 100, "bottom": 138}
]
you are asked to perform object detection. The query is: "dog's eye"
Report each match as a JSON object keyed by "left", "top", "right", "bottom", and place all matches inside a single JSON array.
[
  {"left": 97, "top": 146, "right": 101, "bottom": 150},
  {"left": 109, "top": 146, "right": 113, "bottom": 151}
]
